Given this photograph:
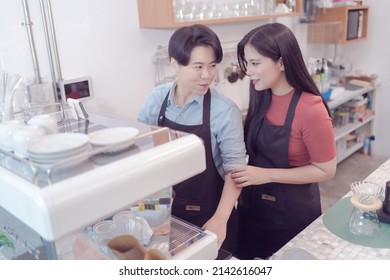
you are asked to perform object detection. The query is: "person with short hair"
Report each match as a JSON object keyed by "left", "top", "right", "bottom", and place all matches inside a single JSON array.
[{"left": 138, "top": 24, "right": 247, "bottom": 254}]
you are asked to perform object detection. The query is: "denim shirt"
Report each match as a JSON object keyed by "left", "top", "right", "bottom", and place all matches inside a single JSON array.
[{"left": 138, "top": 81, "right": 247, "bottom": 177}]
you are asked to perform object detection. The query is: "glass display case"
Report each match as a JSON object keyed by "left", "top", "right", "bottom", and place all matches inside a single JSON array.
[{"left": 0, "top": 108, "right": 217, "bottom": 260}]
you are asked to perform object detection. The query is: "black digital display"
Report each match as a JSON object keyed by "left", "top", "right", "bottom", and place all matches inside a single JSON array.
[{"left": 60, "top": 77, "right": 93, "bottom": 102}]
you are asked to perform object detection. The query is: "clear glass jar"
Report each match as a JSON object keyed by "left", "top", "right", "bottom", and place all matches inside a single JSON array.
[
  {"left": 349, "top": 208, "right": 381, "bottom": 235},
  {"left": 349, "top": 195, "right": 382, "bottom": 235}
]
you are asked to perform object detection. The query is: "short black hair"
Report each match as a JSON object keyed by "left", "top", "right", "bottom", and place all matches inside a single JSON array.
[{"left": 168, "top": 24, "right": 223, "bottom": 66}]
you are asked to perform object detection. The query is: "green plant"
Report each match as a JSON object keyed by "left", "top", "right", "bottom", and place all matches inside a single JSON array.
[{"left": 0, "top": 229, "right": 15, "bottom": 251}]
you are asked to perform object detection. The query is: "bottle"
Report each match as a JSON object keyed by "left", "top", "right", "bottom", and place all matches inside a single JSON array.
[
  {"left": 383, "top": 181, "right": 390, "bottom": 215},
  {"left": 321, "top": 58, "right": 329, "bottom": 93},
  {"left": 363, "top": 138, "right": 370, "bottom": 155},
  {"left": 314, "top": 59, "right": 322, "bottom": 92},
  {"left": 307, "top": 57, "right": 316, "bottom": 77}
]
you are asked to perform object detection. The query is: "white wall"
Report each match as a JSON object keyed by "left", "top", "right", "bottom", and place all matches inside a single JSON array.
[{"left": 1, "top": 0, "right": 389, "bottom": 156}]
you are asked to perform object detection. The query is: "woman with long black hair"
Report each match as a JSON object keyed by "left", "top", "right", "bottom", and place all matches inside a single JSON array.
[{"left": 231, "top": 23, "right": 336, "bottom": 260}]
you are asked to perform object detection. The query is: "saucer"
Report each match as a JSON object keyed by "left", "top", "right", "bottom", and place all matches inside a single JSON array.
[
  {"left": 28, "top": 133, "right": 89, "bottom": 155},
  {"left": 88, "top": 127, "right": 139, "bottom": 153}
]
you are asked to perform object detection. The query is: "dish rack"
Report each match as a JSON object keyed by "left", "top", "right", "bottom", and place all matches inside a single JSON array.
[{"left": 0, "top": 107, "right": 104, "bottom": 186}]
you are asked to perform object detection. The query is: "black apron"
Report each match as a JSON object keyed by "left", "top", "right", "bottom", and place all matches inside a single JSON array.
[
  {"left": 236, "top": 90, "right": 321, "bottom": 260},
  {"left": 158, "top": 89, "right": 238, "bottom": 253}
]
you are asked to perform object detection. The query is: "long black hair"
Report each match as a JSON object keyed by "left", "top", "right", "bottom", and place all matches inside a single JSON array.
[{"left": 237, "top": 23, "right": 331, "bottom": 154}]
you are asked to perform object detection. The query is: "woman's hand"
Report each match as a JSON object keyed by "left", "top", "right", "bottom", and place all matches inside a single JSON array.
[
  {"left": 230, "top": 166, "right": 269, "bottom": 188},
  {"left": 231, "top": 158, "right": 337, "bottom": 187},
  {"left": 202, "top": 214, "right": 228, "bottom": 249}
]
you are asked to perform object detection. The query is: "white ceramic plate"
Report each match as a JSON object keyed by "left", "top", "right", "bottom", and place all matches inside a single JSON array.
[
  {"left": 29, "top": 143, "right": 89, "bottom": 159},
  {"left": 27, "top": 133, "right": 90, "bottom": 155},
  {"left": 29, "top": 145, "right": 91, "bottom": 164},
  {"left": 88, "top": 127, "right": 139, "bottom": 152},
  {"left": 30, "top": 148, "right": 92, "bottom": 170}
]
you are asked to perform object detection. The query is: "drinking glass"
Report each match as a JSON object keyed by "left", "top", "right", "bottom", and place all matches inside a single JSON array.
[
  {"left": 20, "top": 103, "right": 43, "bottom": 123},
  {"left": 113, "top": 210, "right": 144, "bottom": 244},
  {"left": 93, "top": 220, "right": 117, "bottom": 254}
]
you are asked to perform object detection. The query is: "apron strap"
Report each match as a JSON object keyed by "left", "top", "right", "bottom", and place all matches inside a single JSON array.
[
  {"left": 157, "top": 90, "right": 170, "bottom": 126},
  {"left": 202, "top": 90, "right": 211, "bottom": 126},
  {"left": 284, "top": 90, "right": 302, "bottom": 127}
]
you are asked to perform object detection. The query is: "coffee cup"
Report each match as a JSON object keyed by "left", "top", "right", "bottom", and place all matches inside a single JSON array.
[
  {"left": 13, "top": 125, "right": 46, "bottom": 158},
  {"left": 0, "top": 120, "right": 26, "bottom": 151}
]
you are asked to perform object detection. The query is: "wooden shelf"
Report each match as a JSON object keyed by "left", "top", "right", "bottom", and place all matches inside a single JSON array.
[
  {"left": 307, "top": 5, "right": 369, "bottom": 44},
  {"left": 137, "top": 0, "right": 303, "bottom": 29}
]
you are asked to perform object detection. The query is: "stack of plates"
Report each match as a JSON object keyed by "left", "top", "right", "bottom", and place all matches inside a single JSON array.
[
  {"left": 27, "top": 133, "right": 90, "bottom": 167},
  {"left": 88, "top": 127, "right": 139, "bottom": 153}
]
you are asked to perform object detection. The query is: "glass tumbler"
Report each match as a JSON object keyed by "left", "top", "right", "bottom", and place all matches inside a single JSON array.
[
  {"left": 93, "top": 220, "right": 117, "bottom": 253},
  {"left": 20, "top": 103, "right": 43, "bottom": 123},
  {"left": 112, "top": 210, "right": 136, "bottom": 234},
  {"left": 112, "top": 210, "right": 144, "bottom": 244}
]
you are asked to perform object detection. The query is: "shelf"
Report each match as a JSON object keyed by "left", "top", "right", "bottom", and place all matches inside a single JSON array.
[
  {"left": 137, "top": 0, "right": 303, "bottom": 28},
  {"left": 327, "top": 85, "right": 374, "bottom": 110},
  {"left": 337, "top": 141, "right": 363, "bottom": 163},
  {"left": 330, "top": 84, "right": 376, "bottom": 164},
  {"left": 334, "top": 115, "right": 374, "bottom": 141}
]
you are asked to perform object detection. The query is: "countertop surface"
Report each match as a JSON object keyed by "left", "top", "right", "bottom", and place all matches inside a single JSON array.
[{"left": 273, "top": 158, "right": 390, "bottom": 260}]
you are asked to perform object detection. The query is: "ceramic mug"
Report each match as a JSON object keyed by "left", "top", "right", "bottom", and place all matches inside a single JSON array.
[
  {"left": 0, "top": 120, "right": 26, "bottom": 151},
  {"left": 12, "top": 125, "right": 46, "bottom": 158},
  {"left": 28, "top": 114, "right": 58, "bottom": 134}
]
